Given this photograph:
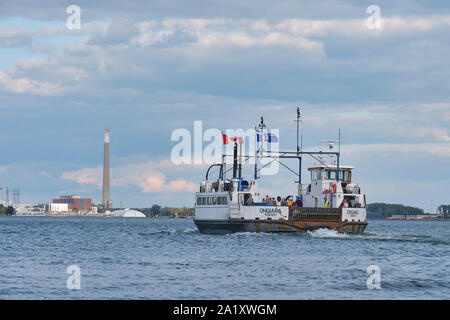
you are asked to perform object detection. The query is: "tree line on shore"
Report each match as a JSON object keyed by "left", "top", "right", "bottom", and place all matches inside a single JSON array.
[
  {"left": 136, "top": 205, "right": 195, "bottom": 217},
  {"left": 367, "top": 203, "right": 424, "bottom": 217}
]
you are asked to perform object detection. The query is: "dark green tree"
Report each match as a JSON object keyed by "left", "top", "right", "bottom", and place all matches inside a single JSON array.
[
  {"left": 151, "top": 204, "right": 161, "bottom": 216},
  {"left": 5, "top": 206, "right": 15, "bottom": 216}
]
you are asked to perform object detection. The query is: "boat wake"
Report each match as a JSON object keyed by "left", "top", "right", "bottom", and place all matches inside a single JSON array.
[
  {"left": 306, "top": 228, "right": 349, "bottom": 238},
  {"left": 357, "top": 231, "right": 448, "bottom": 244}
]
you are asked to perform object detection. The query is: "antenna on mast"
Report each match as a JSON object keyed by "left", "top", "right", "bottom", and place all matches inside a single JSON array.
[
  {"left": 254, "top": 116, "right": 266, "bottom": 180},
  {"left": 320, "top": 129, "right": 343, "bottom": 165},
  {"left": 294, "top": 106, "right": 303, "bottom": 196},
  {"left": 295, "top": 107, "right": 302, "bottom": 153}
]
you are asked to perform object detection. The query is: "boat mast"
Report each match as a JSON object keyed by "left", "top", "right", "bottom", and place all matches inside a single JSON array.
[
  {"left": 337, "top": 128, "right": 340, "bottom": 182},
  {"left": 295, "top": 107, "right": 302, "bottom": 197},
  {"left": 254, "top": 117, "right": 266, "bottom": 180}
]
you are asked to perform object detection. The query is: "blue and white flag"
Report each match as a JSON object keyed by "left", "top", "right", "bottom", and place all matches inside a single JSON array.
[
  {"left": 256, "top": 132, "right": 278, "bottom": 143},
  {"left": 265, "top": 133, "right": 278, "bottom": 143}
]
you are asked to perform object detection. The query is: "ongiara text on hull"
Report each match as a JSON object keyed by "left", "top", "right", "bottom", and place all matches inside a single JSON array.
[{"left": 194, "top": 108, "right": 367, "bottom": 235}]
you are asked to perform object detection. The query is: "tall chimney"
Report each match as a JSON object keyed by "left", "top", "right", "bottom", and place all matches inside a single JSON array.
[
  {"left": 0, "top": 186, "right": 3, "bottom": 204},
  {"left": 102, "top": 129, "right": 111, "bottom": 209}
]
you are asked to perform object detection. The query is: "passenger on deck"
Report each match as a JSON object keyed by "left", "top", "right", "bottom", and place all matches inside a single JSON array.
[
  {"left": 324, "top": 197, "right": 330, "bottom": 208},
  {"left": 346, "top": 198, "right": 352, "bottom": 207},
  {"left": 281, "top": 198, "right": 287, "bottom": 206},
  {"left": 355, "top": 200, "right": 361, "bottom": 208},
  {"left": 246, "top": 194, "right": 254, "bottom": 206},
  {"left": 294, "top": 196, "right": 303, "bottom": 207},
  {"left": 287, "top": 198, "right": 293, "bottom": 207}
]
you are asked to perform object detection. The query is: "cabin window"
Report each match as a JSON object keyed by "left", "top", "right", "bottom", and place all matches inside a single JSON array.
[
  {"left": 322, "top": 170, "right": 337, "bottom": 180},
  {"left": 207, "top": 197, "right": 212, "bottom": 205},
  {"left": 222, "top": 197, "right": 228, "bottom": 205},
  {"left": 343, "top": 171, "right": 351, "bottom": 183},
  {"left": 330, "top": 170, "right": 337, "bottom": 180},
  {"left": 212, "top": 197, "right": 217, "bottom": 205},
  {"left": 311, "top": 169, "right": 321, "bottom": 180},
  {"left": 202, "top": 197, "right": 206, "bottom": 205},
  {"left": 197, "top": 197, "right": 201, "bottom": 205},
  {"left": 218, "top": 197, "right": 223, "bottom": 205},
  {"left": 339, "top": 170, "right": 351, "bottom": 182}
]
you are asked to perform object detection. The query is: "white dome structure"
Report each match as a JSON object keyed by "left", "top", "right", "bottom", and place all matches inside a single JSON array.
[{"left": 111, "top": 208, "right": 146, "bottom": 218}]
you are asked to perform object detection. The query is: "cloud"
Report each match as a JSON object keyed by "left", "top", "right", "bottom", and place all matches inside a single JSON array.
[
  {"left": 89, "top": 18, "right": 139, "bottom": 46},
  {"left": 0, "top": 70, "right": 61, "bottom": 95},
  {"left": 344, "top": 143, "right": 450, "bottom": 159},
  {"left": 416, "top": 128, "right": 450, "bottom": 142},
  {"left": 61, "top": 159, "right": 199, "bottom": 193},
  {"left": 0, "top": 27, "right": 33, "bottom": 47},
  {"left": 1, "top": 14, "right": 450, "bottom": 101},
  {"left": 136, "top": 172, "right": 197, "bottom": 193},
  {"left": 1, "top": 3, "right": 449, "bottom": 209},
  {"left": 61, "top": 166, "right": 102, "bottom": 187}
]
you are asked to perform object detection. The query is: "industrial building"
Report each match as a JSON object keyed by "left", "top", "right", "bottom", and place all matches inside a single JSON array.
[
  {"left": 50, "top": 203, "right": 69, "bottom": 213},
  {"left": 52, "top": 195, "right": 92, "bottom": 212}
]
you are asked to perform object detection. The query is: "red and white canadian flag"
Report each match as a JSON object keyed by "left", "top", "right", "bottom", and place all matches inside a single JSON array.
[{"left": 222, "top": 133, "right": 244, "bottom": 144}]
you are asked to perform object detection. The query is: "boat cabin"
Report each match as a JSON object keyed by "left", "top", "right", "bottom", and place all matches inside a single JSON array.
[{"left": 303, "top": 165, "right": 365, "bottom": 209}]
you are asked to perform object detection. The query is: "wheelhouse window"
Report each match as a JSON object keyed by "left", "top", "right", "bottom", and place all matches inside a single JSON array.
[
  {"left": 197, "top": 197, "right": 202, "bottom": 205},
  {"left": 222, "top": 197, "right": 228, "bottom": 205},
  {"left": 212, "top": 197, "right": 217, "bottom": 205},
  {"left": 311, "top": 169, "right": 321, "bottom": 180},
  {"left": 202, "top": 197, "right": 206, "bottom": 205},
  {"left": 330, "top": 170, "right": 337, "bottom": 180},
  {"left": 207, "top": 197, "right": 212, "bottom": 205},
  {"left": 322, "top": 169, "right": 337, "bottom": 180},
  {"left": 218, "top": 197, "right": 223, "bottom": 205},
  {"left": 343, "top": 170, "right": 351, "bottom": 183}
]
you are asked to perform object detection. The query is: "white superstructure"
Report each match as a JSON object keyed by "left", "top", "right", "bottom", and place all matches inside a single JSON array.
[{"left": 195, "top": 178, "right": 288, "bottom": 222}]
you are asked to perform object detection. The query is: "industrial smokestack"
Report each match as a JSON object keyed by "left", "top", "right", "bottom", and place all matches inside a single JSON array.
[
  {"left": 102, "top": 129, "right": 111, "bottom": 209},
  {"left": 0, "top": 186, "right": 2, "bottom": 204}
]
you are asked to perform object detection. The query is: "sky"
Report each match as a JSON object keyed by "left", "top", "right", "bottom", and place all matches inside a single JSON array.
[{"left": 0, "top": 1, "right": 449, "bottom": 211}]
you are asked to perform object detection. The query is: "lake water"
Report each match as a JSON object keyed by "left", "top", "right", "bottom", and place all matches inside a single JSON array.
[{"left": 0, "top": 217, "right": 448, "bottom": 299}]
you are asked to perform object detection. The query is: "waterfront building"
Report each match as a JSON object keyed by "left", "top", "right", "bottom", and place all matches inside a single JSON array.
[{"left": 52, "top": 195, "right": 92, "bottom": 213}]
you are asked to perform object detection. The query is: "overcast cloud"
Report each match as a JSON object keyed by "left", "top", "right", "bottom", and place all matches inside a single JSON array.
[{"left": 0, "top": 1, "right": 448, "bottom": 211}]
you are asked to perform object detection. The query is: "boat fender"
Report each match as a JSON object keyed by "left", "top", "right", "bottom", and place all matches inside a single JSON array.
[{"left": 332, "top": 183, "right": 337, "bottom": 193}]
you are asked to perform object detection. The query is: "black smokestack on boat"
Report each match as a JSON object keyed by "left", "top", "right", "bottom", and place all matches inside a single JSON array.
[
  {"left": 233, "top": 143, "right": 238, "bottom": 178},
  {"left": 238, "top": 144, "right": 242, "bottom": 178}
]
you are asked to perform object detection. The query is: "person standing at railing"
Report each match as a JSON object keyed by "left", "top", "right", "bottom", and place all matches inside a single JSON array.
[
  {"left": 294, "top": 196, "right": 303, "bottom": 207},
  {"left": 324, "top": 197, "right": 330, "bottom": 208}
]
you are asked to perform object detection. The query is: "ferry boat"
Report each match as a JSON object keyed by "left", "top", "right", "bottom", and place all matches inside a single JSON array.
[{"left": 193, "top": 109, "right": 367, "bottom": 234}]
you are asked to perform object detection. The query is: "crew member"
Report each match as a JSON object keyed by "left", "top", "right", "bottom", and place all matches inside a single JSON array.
[
  {"left": 324, "top": 197, "right": 330, "bottom": 208},
  {"left": 246, "top": 194, "right": 254, "bottom": 206}
]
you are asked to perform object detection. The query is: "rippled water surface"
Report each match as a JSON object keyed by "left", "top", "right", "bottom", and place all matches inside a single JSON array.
[{"left": 0, "top": 217, "right": 448, "bottom": 299}]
